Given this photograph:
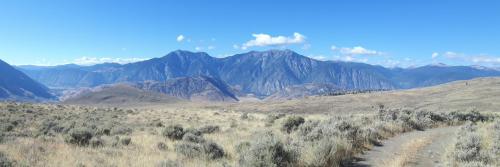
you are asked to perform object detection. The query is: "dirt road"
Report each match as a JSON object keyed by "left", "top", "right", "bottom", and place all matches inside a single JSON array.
[{"left": 353, "top": 126, "right": 458, "bottom": 167}]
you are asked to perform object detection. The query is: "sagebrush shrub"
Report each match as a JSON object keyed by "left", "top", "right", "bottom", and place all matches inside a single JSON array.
[
  {"left": 162, "top": 125, "right": 185, "bottom": 140},
  {"left": 0, "top": 152, "right": 14, "bottom": 167},
  {"left": 157, "top": 142, "right": 168, "bottom": 151},
  {"left": 65, "top": 128, "right": 94, "bottom": 146},
  {"left": 239, "top": 132, "right": 296, "bottom": 167},
  {"left": 307, "top": 137, "right": 352, "bottom": 167},
  {"left": 203, "top": 141, "right": 225, "bottom": 160},
  {"left": 282, "top": 116, "right": 305, "bottom": 133},
  {"left": 182, "top": 133, "right": 205, "bottom": 143},
  {"left": 451, "top": 123, "right": 493, "bottom": 166},
  {"left": 90, "top": 137, "right": 104, "bottom": 148},
  {"left": 240, "top": 113, "right": 249, "bottom": 120},
  {"left": 175, "top": 142, "right": 203, "bottom": 158},
  {"left": 184, "top": 128, "right": 202, "bottom": 136},
  {"left": 121, "top": 137, "right": 132, "bottom": 146},
  {"left": 175, "top": 140, "right": 225, "bottom": 160}
]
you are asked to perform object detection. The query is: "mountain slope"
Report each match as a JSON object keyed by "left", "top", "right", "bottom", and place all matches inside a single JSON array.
[
  {"left": 0, "top": 59, "right": 54, "bottom": 101},
  {"left": 18, "top": 50, "right": 500, "bottom": 98},
  {"left": 62, "top": 84, "right": 183, "bottom": 105},
  {"left": 133, "top": 76, "right": 239, "bottom": 102},
  {"left": 265, "top": 83, "right": 339, "bottom": 100},
  {"left": 219, "top": 50, "right": 396, "bottom": 96}
]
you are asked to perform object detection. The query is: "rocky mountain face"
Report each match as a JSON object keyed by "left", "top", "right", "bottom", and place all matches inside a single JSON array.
[
  {"left": 265, "top": 83, "right": 340, "bottom": 100},
  {"left": 132, "top": 76, "right": 238, "bottom": 102},
  {"left": 18, "top": 50, "right": 500, "bottom": 99},
  {"left": 0, "top": 59, "right": 55, "bottom": 101}
]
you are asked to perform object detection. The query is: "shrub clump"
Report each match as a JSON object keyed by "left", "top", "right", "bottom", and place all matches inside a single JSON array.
[
  {"left": 175, "top": 141, "right": 225, "bottom": 160},
  {"left": 182, "top": 133, "right": 205, "bottom": 143},
  {"left": 281, "top": 116, "right": 305, "bottom": 133},
  {"left": 90, "top": 137, "right": 104, "bottom": 148},
  {"left": 65, "top": 128, "right": 94, "bottom": 146},
  {"left": 0, "top": 152, "right": 15, "bottom": 167},
  {"left": 240, "top": 113, "right": 249, "bottom": 120},
  {"left": 162, "top": 125, "right": 186, "bottom": 140},
  {"left": 157, "top": 142, "right": 168, "bottom": 151},
  {"left": 451, "top": 123, "right": 492, "bottom": 166},
  {"left": 121, "top": 137, "right": 132, "bottom": 146},
  {"left": 203, "top": 141, "right": 225, "bottom": 159},
  {"left": 239, "top": 132, "right": 297, "bottom": 167}
]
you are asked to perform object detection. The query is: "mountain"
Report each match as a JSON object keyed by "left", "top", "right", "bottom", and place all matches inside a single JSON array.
[
  {"left": 18, "top": 50, "right": 500, "bottom": 98},
  {"left": 389, "top": 65, "right": 500, "bottom": 88},
  {"left": 0, "top": 59, "right": 55, "bottom": 101},
  {"left": 218, "top": 50, "right": 395, "bottom": 96},
  {"left": 63, "top": 76, "right": 238, "bottom": 103},
  {"left": 265, "top": 83, "right": 339, "bottom": 100},
  {"left": 62, "top": 84, "right": 183, "bottom": 105},
  {"left": 132, "top": 76, "right": 239, "bottom": 102}
]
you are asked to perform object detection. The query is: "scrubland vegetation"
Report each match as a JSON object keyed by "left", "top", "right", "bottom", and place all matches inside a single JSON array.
[
  {"left": 446, "top": 120, "right": 500, "bottom": 167},
  {"left": 0, "top": 102, "right": 497, "bottom": 167}
]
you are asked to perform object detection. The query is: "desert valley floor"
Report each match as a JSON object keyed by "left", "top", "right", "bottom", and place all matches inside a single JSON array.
[{"left": 1, "top": 77, "right": 500, "bottom": 167}]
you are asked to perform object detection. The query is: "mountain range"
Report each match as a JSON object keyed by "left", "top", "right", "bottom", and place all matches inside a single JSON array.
[
  {"left": 6, "top": 49, "right": 500, "bottom": 101},
  {"left": 0, "top": 59, "right": 55, "bottom": 101}
]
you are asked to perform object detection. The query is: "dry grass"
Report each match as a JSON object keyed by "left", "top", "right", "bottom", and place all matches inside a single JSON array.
[{"left": 1, "top": 78, "right": 499, "bottom": 166}]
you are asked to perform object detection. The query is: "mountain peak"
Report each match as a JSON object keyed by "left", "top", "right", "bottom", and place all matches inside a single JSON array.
[
  {"left": 427, "top": 63, "right": 449, "bottom": 67},
  {"left": 162, "top": 50, "right": 211, "bottom": 59}
]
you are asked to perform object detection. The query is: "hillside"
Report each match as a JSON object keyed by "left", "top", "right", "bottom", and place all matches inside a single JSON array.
[
  {"left": 62, "top": 84, "right": 183, "bottom": 106},
  {"left": 0, "top": 59, "right": 55, "bottom": 101},
  {"left": 133, "top": 76, "right": 239, "bottom": 102},
  {"left": 227, "top": 77, "right": 500, "bottom": 114}
]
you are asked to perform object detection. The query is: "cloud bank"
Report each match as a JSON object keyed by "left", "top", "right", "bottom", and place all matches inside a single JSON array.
[
  {"left": 74, "top": 57, "right": 148, "bottom": 66},
  {"left": 238, "top": 32, "right": 306, "bottom": 50}
]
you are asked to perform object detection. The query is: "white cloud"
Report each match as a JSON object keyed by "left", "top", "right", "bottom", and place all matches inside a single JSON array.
[
  {"left": 433, "top": 51, "right": 500, "bottom": 66},
  {"left": 232, "top": 44, "right": 240, "bottom": 50},
  {"left": 471, "top": 56, "right": 500, "bottom": 64},
  {"left": 330, "top": 45, "right": 337, "bottom": 51},
  {"left": 307, "top": 54, "right": 327, "bottom": 61},
  {"left": 432, "top": 52, "right": 439, "bottom": 59},
  {"left": 340, "top": 55, "right": 368, "bottom": 63},
  {"left": 195, "top": 46, "right": 203, "bottom": 51},
  {"left": 240, "top": 32, "right": 306, "bottom": 49},
  {"left": 444, "top": 51, "right": 459, "bottom": 58},
  {"left": 74, "top": 57, "right": 147, "bottom": 66},
  {"left": 207, "top": 46, "right": 215, "bottom": 50},
  {"left": 339, "top": 46, "right": 382, "bottom": 56},
  {"left": 176, "top": 35, "right": 185, "bottom": 42}
]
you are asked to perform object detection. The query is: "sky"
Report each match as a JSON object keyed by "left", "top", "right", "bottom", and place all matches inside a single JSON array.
[{"left": 0, "top": 0, "right": 499, "bottom": 67}]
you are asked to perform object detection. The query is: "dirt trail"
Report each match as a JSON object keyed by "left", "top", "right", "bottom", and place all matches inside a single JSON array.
[{"left": 352, "top": 126, "right": 458, "bottom": 167}]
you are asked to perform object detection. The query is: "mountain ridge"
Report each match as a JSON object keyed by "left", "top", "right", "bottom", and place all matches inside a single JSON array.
[{"left": 17, "top": 50, "right": 500, "bottom": 97}]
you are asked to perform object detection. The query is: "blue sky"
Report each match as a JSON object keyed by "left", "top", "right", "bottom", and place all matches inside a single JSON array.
[{"left": 0, "top": 0, "right": 499, "bottom": 67}]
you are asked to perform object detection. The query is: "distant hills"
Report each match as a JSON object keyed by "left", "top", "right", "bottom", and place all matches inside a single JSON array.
[
  {"left": 13, "top": 49, "right": 500, "bottom": 101},
  {"left": 63, "top": 76, "right": 238, "bottom": 103},
  {"left": 62, "top": 84, "right": 183, "bottom": 105},
  {"left": 0, "top": 59, "right": 55, "bottom": 101}
]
